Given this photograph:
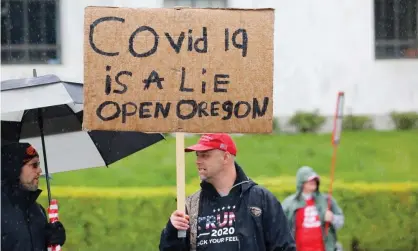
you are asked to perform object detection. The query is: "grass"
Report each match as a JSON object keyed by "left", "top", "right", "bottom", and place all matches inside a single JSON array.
[{"left": 39, "top": 130, "right": 418, "bottom": 188}]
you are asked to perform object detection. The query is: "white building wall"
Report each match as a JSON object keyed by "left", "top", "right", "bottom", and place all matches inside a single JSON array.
[{"left": 1, "top": 0, "right": 417, "bottom": 129}]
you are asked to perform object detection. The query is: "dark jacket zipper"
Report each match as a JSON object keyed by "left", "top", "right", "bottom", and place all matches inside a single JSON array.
[{"left": 26, "top": 210, "right": 35, "bottom": 251}]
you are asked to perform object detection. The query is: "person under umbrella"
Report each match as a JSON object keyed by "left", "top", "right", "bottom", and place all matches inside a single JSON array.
[
  {"left": 1, "top": 72, "right": 165, "bottom": 204},
  {"left": 1, "top": 142, "right": 66, "bottom": 251}
]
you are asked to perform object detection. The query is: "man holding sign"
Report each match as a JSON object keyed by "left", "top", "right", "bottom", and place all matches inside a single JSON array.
[
  {"left": 82, "top": 5, "right": 290, "bottom": 250},
  {"left": 159, "top": 133, "right": 296, "bottom": 251}
]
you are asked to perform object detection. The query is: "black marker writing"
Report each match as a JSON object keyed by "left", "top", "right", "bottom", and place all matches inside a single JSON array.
[
  {"left": 96, "top": 101, "right": 172, "bottom": 123},
  {"left": 165, "top": 27, "right": 207, "bottom": 54},
  {"left": 105, "top": 65, "right": 112, "bottom": 95},
  {"left": 202, "top": 68, "right": 207, "bottom": 94},
  {"left": 222, "top": 101, "right": 233, "bottom": 120},
  {"left": 252, "top": 97, "right": 269, "bottom": 118},
  {"left": 214, "top": 74, "right": 229, "bottom": 92},
  {"left": 129, "top": 26, "right": 159, "bottom": 58},
  {"left": 165, "top": 31, "right": 185, "bottom": 53},
  {"left": 89, "top": 17, "right": 210, "bottom": 57},
  {"left": 179, "top": 67, "right": 193, "bottom": 92},
  {"left": 89, "top": 16, "right": 125, "bottom": 56},
  {"left": 174, "top": 98, "right": 269, "bottom": 121},
  {"left": 225, "top": 28, "right": 248, "bottom": 57},
  {"left": 96, "top": 98, "right": 269, "bottom": 122},
  {"left": 143, "top": 70, "right": 164, "bottom": 90},
  {"left": 122, "top": 102, "right": 137, "bottom": 123},
  {"left": 96, "top": 101, "right": 121, "bottom": 121},
  {"left": 89, "top": 15, "right": 225, "bottom": 57},
  {"left": 114, "top": 71, "right": 131, "bottom": 94},
  {"left": 198, "top": 102, "right": 209, "bottom": 117},
  {"left": 211, "top": 101, "right": 220, "bottom": 116},
  {"left": 189, "top": 27, "right": 207, "bottom": 53},
  {"left": 234, "top": 101, "right": 251, "bottom": 118},
  {"left": 103, "top": 66, "right": 131, "bottom": 95},
  {"left": 176, "top": 100, "right": 197, "bottom": 120},
  {"left": 178, "top": 67, "right": 228, "bottom": 93},
  {"left": 139, "top": 102, "right": 152, "bottom": 118},
  {"left": 155, "top": 102, "right": 171, "bottom": 118}
]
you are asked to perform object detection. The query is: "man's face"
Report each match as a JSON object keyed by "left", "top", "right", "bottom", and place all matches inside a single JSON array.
[
  {"left": 303, "top": 179, "right": 318, "bottom": 194},
  {"left": 195, "top": 149, "right": 227, "bottom": 182},
  {"left": 20, "top": 157, "right": 42, "bottom": 191}
]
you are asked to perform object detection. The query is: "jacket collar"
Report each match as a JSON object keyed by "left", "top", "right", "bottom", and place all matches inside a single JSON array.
[{"left": 2, "top": 184, "right": 42, "bottom": 210}]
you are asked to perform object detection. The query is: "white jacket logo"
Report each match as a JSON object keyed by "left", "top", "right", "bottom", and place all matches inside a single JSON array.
[{"left": 249, "top": 206, "right": 262, "bottom": 217}]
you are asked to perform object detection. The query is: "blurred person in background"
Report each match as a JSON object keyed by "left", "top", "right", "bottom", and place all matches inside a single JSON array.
[
  {"left": 282, "top": 166, "right": 344, "bottom": 251},
  {"left": 159, "top": 133, "right": 296, "bottom": 251},
  {"left": 1, "top": 142, "right": 66, "bottom": 251}
]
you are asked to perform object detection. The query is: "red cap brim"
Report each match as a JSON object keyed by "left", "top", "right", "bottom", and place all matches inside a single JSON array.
[{"left": 185, "top": 144, "right": 216, "bottom": 152}]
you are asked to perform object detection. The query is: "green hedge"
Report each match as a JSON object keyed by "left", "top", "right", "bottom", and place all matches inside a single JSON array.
[
  {"left": 390, "top": 111, "right": 418, "bottom": 130},
  {"left": 37, "top": 189, "right": 418, "bottom": 251}
]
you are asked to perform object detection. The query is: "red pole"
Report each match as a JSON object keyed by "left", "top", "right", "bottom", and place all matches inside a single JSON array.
[
  {"left": 325, "top": 92, "right": 345, "bottom": 235},
  {"left": 47, "top": 199, "right": 62, "bottom": 251}
]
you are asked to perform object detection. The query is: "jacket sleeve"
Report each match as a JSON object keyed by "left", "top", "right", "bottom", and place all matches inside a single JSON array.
[
  {"left": 328, "top": 196, "right": 344, "bottom": 230},
  {"left": 159, "top": 219, "right": 190, "bottom": 251},
  {"left": 280, "top": 196, "right": 292, "bottom": 219},
  {"left": 262, "top": 189, "right": 297, "bottom": 251}
]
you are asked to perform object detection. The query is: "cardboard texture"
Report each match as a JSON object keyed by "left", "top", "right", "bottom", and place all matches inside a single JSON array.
[{"left": 83, "top": 6, "right": 274, "bottom": 133}]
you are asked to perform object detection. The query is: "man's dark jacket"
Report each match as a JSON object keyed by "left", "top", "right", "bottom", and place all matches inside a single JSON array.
[
  {"left": 159, "top": 163, "right": 296, "bottom": 251},
  {"left": 1, "top": 185, "right": 49, "bottom": 251}
]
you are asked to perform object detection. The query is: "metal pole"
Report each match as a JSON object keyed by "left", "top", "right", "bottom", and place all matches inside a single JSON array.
[{"left": 33, "top": 69, "right": 52, "bottom": 205}]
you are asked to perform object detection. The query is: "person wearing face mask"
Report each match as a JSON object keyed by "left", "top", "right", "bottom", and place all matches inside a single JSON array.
[
  {"left": 1, "top": 142, "right": 66, "bottom": 251},
  {"left": 281, "top": 166, "right": 344, "bottom": 251}
]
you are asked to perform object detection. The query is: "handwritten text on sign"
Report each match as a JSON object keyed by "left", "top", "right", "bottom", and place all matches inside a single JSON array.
[{"left": 83, "top": 7, "right": 274, "bottom": 133}]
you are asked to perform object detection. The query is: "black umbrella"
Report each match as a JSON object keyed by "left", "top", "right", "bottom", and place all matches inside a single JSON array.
[{"left": 1, "top": 70, "right": 165, "bottom": 204}]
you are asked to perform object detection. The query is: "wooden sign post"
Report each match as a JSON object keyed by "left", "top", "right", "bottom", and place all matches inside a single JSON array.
[
  {"left": 176, "top": 132, "right": 186, "bottom": 237},
  {"left": 83, "top": 6, "right": 275, "bottom": 238}
]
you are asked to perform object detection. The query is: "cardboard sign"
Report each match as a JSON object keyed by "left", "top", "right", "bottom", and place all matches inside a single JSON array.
[{"left": 83, "top": 6, "right": 274, "bottom": 133}]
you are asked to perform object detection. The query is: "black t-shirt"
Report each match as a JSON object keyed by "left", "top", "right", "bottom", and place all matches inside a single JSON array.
[{"left": 196, "top": 192, "right": 241, "bottom": 251}]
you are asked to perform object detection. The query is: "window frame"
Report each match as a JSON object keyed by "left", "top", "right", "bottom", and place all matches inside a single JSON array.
[
  {"left": 374, "top": 0, "right": 418, "bottom": 60},
  {"left": 1, "top": 0, "right": 61, "bottom": 65},
  {"left": 163, "top": 0, "right": 228, "bottom": 8}
]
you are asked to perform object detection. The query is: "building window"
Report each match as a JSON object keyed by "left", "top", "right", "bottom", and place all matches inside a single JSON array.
[
  {"left": 1, "top": 0, "right": 61, "bottom": 65},
  {"left": 374, "top": 0, "right": 418, "bottom": 59},
  {"left": 164, "top": 0, "right": 227, "bottom": 8}
]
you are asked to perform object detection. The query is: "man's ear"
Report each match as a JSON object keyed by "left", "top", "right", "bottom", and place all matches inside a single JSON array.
[
  {"left": 224, "top": 152, "right": 233, "bottom": 163},
  {"left": 223, "top": 152, "right": 229, "bottom": 162}
]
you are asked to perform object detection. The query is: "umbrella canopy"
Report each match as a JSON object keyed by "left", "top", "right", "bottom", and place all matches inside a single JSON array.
[
  {"left": 1, "top": 74, "right": 84, "bottom": 122},
  {"left": 1, "top": 72, "right": 165, "bottom": 202},
  {"left": 2, "top": 109, "right": 165, "bottom": 174}
]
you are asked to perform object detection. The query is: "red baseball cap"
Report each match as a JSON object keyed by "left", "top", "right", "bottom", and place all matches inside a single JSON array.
[{"left": 185, "top": 133, "right": 237, "bottom": 156}]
